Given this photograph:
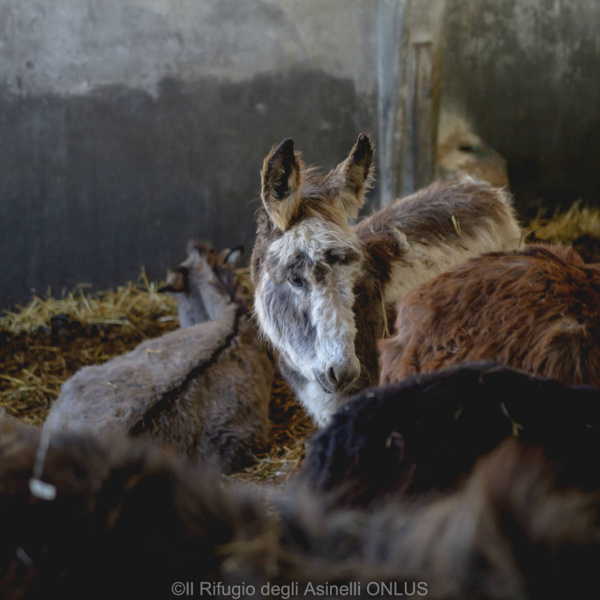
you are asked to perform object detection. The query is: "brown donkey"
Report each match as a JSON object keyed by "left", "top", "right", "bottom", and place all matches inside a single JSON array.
[
  {"left": 380, "top": 244, "right": 600, "bottom": 387},
  {"left": 251, "top": 134, "right": 522, "bottom": 426}
]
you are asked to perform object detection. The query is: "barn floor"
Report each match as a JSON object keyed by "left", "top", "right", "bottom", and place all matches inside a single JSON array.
[{"left": 0, "top": 204, "right": 598, "bottom": 486}]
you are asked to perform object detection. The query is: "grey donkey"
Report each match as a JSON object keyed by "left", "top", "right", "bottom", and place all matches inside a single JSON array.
[
  {"left": 159, "top": 240, "right": 244, "bottom": 327},
  {"left": 44, "top": 242, "right": 274, "bottom": 473},
  {"left": 251, "top": 134, "right": 522, "bottom": 426}
]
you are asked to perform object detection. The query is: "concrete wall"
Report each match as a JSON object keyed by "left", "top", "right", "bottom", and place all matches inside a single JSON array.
[
  {"left": 442, "top": 0, "right": 600, "bottom": 215},
  {"left": 1, "top": 0, "right": 383, "bottom": 307},
  {"left": 2, "top": 0, "right": 600, "bottom": 307}
]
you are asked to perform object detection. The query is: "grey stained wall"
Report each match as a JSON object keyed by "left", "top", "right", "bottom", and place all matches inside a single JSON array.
[
  {"left": 442, "top": 0, "right": 600, "bottom": 214},
  {"left": 1, "top": 0, "right": 382, "bottom": 307},
  {"left": 1, "top": 0, "right": 600, "bottom": 307}
]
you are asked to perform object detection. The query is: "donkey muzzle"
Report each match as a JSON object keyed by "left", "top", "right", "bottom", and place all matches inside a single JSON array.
[{"left": 314, "top": 358, "right": 361, "bottom": 394}]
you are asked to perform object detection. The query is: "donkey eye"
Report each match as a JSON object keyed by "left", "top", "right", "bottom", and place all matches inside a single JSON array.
[{"left": 289, "top": 275, "right": 305, "bottom": 288}]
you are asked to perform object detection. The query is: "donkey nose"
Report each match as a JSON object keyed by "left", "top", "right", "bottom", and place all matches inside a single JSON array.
[{"left": 327, "top": 358, "right": 360, "bottom": 391}]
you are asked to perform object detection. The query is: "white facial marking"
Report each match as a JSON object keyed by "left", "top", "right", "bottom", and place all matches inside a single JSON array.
[{"left": 255, "top": 218, "right": 364, "bottom": 387}]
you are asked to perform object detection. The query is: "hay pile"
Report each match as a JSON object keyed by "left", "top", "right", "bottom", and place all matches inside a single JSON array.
[
  {"left": 1, "top": 203, "right": 598, "bottom": 485},
  {"left": 526, "top": 202, "right": 600, "bottom": 263},
  {"left": 0, "top": 271, "right": 179, "bottom": 425}
]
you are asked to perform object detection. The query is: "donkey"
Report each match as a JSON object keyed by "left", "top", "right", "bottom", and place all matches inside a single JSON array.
[
  {"left": 436, "top": 111, "right": 510, "bottom": 188},
  {"left": 159, "top": 240, "right": 243, "bottom": 327},
  {"left": 44, "top": 241, "right": 274, "bottom": 474},
  {"left": 380, "top": 244, "right": 600, "bottom": 388},
  {"left": 251, "top": 134, "right": 522, "bottom": 426},
  {"left": 296, "top": 361, "right": 600, "bottom": 509}
]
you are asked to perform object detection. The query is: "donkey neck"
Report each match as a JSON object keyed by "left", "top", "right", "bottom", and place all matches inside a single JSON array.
[
  {"left": 178, "top": 280, "right": 238, "bottom": 328},
  {"left": 351, "top": 265, "right": 389, "bottom": 391}
]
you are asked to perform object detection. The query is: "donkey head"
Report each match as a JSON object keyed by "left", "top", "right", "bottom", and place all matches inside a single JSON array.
[
  {"left": 160, "top": 241, "right": 244, "bottom": 327},
  {"left": 252, "top": 134, "right": 374, "bottom": 408}
]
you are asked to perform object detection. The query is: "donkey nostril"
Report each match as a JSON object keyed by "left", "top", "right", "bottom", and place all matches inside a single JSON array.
[
  {"left": 328, "top": 365, "right": 341, "bottom": 384},
  {"left": 325, "top": 361, "right": 360, "bottom": 392},
  {"left": 329, "top": 364, "right": 355, "bottom": 388}
]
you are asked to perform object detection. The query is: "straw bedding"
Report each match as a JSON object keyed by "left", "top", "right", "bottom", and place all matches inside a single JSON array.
[{"left": 1, "top": 204, "right": 598, "bottom": 485}]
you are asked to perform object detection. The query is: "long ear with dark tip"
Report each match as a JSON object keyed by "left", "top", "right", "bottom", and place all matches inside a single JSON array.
[
  {"left": 222, "top": 245, "right": 245, "bottom": 266},
  {"left": 260, "top": 138, "right": 302, "bottom": 231},
  {"left": 337, "top": 133, "right": 375, "bottom": 218}
]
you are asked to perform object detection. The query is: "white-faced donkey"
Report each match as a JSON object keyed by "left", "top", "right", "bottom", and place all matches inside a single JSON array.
[
  {"left": 44, "top": 241, "right": 274, "bottom": 473},
  {"left": 251, "top": 134, "right": 522, "bottom": 426}
]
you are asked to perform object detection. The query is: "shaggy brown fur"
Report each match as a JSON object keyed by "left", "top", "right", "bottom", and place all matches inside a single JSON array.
[
  {"left": 380, "top": 244, "right": 600, "bottom": 387},
  {"left": 0, "top": 419, "right": 267, "bottom": 600},
  {"left": 2, "top": 420, "right": 600, "bottom": 599},
  {"left": 355, "top": 177, "right": 520, "bottom": 287},
  {"left": 357, "top": 179, "right": 515, "bottom": 263}
]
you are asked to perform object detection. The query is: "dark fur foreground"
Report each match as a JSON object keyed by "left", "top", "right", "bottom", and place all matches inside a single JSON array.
[
  {"left": 0, "top": 420, "right": 261, "bottom": 600},
  {"left": 2, "top": 416, "right": 600, "bottom": 599},
  {"left": 296, "top": 362, "right": 600, "bottom": 508}
]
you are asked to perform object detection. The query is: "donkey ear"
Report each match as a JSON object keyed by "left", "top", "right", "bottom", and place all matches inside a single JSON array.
[
  {"left": 186, "top": 240, "right": 205, "bottom": 260},
  {"left": 261, "top": 138, "right": 302, "bottom": 231},
  {"left": 336, "top": 133, "right": 375, "bottom": 219},
  {"left": 221, "top": 245, "right": 245, "bottom": 266},
  {"left": 158, "top": 270, "right": 186, "bottom": 294}
]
